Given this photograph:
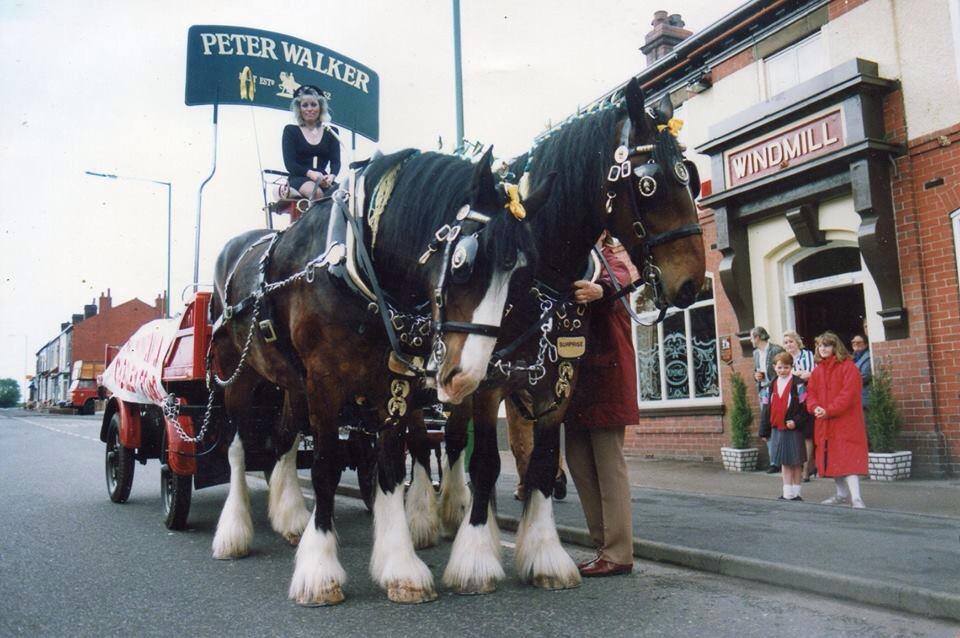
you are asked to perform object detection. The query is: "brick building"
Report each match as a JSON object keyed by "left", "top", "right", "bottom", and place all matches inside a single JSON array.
[
  {"left": 34, "top": 290, "right": 163, "bottom": 406},
  {"left": 572, "top": 0, "right": 959, "bottom": 476}
]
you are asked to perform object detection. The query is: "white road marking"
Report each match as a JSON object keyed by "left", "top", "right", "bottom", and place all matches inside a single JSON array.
[{"left": 8, "top": 415, "right": 100, "bottom": 443}]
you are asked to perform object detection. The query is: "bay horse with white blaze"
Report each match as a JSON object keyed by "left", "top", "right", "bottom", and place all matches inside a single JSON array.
[{"left": 208, "top": 148, "right": 553, "bottom": 605}]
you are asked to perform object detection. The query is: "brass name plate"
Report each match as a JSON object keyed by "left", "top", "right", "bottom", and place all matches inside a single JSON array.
[{"left": 556, "top": 336, "right": 586, "bottom": 359}]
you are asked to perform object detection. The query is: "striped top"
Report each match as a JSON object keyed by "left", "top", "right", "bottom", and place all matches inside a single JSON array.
[{"left": 791, "top": 349, "right": 815, "bottom": 376}]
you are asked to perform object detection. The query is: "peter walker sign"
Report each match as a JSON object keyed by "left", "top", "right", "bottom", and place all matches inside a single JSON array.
[
  {"left": 185, "top": 25, "right": 380, "bottom": 141},
  {"left": 724, "top": 108, "right": 844, "bottom": 188}
]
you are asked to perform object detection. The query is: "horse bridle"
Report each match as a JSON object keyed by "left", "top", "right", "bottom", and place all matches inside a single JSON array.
[
  {"left": 605, "top": 119, "right": 703, "bottom": 320},
  {"left": 418, "top": 204, "right": 508, "bottom": 368}
]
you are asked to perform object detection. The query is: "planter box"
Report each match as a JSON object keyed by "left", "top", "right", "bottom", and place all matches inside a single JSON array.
[
  {"left": 868, "top": 451, "right": 912, "bottom": 481},
  {"left": 721, "top": 447, "right": 759, "bottom": 472}
]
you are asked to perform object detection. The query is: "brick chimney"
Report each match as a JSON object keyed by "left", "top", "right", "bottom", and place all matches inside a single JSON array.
[
  {"left": 60, "top": 322, "right": 70, "bottom": 331},
  {"left": 154, "top": 292, "right": 165, "bottom": 316},
  {"left": 72, "top": 313, "right": 84, "bottom": 325},
  {"left": 84, "top": 302, "right": 98, "bottom": 319},
  {"left": 99, "top": 289, "right": 112, "bottom": 313},
  {"left": 641, "top": 11, "right": 692, "bottom": 66}
]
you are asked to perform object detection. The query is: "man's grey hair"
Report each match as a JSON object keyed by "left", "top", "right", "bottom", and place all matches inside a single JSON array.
[{"left": 750, "top": 326, "right": 770, "bottom": 341}]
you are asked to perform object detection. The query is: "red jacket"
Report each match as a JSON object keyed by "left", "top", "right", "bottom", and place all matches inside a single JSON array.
[
  {"left": 806, "top": 356, "right": 869, "bottom": 477},
  {"left": 566, "top": 245, "right": 639, "bottom": 429}
]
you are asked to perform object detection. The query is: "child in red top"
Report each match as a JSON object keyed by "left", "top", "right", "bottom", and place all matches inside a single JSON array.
[{"left": 759, "top": 352, "right": 812, "bottom": 500}]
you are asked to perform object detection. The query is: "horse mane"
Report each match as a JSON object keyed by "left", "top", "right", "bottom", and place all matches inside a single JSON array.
[
  {"left": 509, "top": 106, "right": 625, "bottom": 283},
  {"left": 372, "top": 151, "right": 536, "bottom": 304}
]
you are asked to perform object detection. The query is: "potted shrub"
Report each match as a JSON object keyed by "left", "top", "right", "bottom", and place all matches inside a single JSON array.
[
  {"left": 721, "top": 371, "right": 759, "bottom": 472},
  {"left": 866, "top": 365, "right": 912, "bottom": 480}
]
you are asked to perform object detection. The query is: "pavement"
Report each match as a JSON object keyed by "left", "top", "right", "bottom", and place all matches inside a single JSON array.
[{"left": 329, "top": 437, "right": 960, "bottom": 622}]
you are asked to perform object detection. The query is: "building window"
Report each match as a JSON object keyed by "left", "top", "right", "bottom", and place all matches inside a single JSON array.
[
  {"left": 763, "top": 32, "right": 827, "bottom": 98},
  {"left": 633, "top": 275, "right": 721, "bottom": 407}
]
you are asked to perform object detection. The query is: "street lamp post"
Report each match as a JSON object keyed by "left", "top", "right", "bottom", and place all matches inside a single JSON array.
[{"left": 85, "top": 171, "right": 172, "bottom": 317}]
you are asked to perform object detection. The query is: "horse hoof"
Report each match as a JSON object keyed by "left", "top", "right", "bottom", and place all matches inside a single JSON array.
[
  {"left": 532, "top": 573, "right": 581, "bottom": 590},
  {"left": 452, "top": 580, "right": 497, "bottom": 595},
  {"left": 212, "top": 546, "right": 249, "bottom": 560},
  {"left": 387, "top": 582, "right": 438, "bottom": 604},
  {"left": 412, "top": 536, "right": 437, "bottom": 550},
  {"left": 283, "top": 532, "right": 302, "bottom": 547},
  {"left": 295, "top": 584, "right": 345, "bottom": 607}
]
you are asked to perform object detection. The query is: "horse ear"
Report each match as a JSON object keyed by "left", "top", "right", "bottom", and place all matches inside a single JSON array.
[
  {"left": 624, "top": 77, "right": 650, "bottom": 136},
  {"left": 656, "top": 93, "right": 674, "bottom": 123},
  {"left": 471, "top": 146, "right": 499, "bottom": 209},
  {"left": 522, "top": 172, "right": 557, "bottom": 215}
]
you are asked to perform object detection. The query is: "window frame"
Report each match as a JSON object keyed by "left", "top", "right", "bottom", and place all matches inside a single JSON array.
[
  {"left": 762, "top": 31, "right": 827, "bottom": 99},
  {"left": 952, "top": 208, "right": 960, "bottom": 297},
  {"left": 632, "top": 273, "right": 722, "bottom": 410}
]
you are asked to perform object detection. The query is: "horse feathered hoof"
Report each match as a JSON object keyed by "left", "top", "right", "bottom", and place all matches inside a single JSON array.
[
  {"left": 450, "top": 577, "right": 498, "bottom": 595},
  {"left": 283, "top": 532, "right": 302, "bottom": 546},
  {"left": 387, "top": 581, "right": 439, "bottom": 604},
  {"left": 294, "top": 583, "right": 345, "bottom": 607}
]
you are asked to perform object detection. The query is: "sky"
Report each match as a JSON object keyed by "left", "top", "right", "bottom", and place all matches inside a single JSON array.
[{"left": 0, "top": 0, "right": 740, "bottom": 394}]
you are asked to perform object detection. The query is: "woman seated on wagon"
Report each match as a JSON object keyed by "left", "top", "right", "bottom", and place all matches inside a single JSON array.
[{"left": 282, "top": 85, "right": 341, "bottom": 200}]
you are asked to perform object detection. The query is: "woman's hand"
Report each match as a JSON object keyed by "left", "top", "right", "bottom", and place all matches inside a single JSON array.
[
  {"left": 786, "top": 420, "right": 796, "bottom": 430},
  {"left": 813, "top": 406, "right": 826, "bottom": 419},
  {"left": 797, "top": 370, "right": 811, "bottom": 380},
  {"left": 319, "top": 174, "right": 334, "bottom": 188},
  {"left": 306, "top": 170, "right": 322, "bottom": 182},
  {"left": 572, "top": 280, "right": 603, "bottom": 304}
]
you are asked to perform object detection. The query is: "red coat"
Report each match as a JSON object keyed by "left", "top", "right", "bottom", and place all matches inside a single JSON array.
[
  {"left": 566, "top": 245, "right": 639, "bottom": 429},
  {"left": 805, "top": 356, "right": 869, "bottom": 477}
]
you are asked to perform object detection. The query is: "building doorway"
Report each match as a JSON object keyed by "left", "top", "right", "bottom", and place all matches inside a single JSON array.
[{"left": 793, "top": 284, "right": 865, "bottom": 350}]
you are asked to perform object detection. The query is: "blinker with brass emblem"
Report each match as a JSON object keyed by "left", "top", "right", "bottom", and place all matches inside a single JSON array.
[
  {"left": 556, "top": 336, "right": 586, "bottom": 359},
  {"left": 638, "top": 175, "right": 657, "bottom": 197},
  {"left": 674, "top": 161, "right": 689, "bottom": 184},
  {"left": 613, "top": 145, "right": 630, "bottom": 164},
  {"left": 452, "top": 245, "right": 468, "bottom": 269}
]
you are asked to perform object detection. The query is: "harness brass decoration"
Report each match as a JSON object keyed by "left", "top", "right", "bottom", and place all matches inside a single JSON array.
[
  {"left": 258, "top": 319, "right": 278, "bottom": 343},
  {"left": 555, "top": 378, "right": 571, "bottom": 399},
  {"left": 558, "top": 361, "right": 574, "bottom": 381},
  {"left": 387, "top": 396, "right": 408, "bottom": 417},
  {"left": 556, "top": 336, "right": 586, "bottom": 359},
  {"left": 390, "top": 379, "right": 411, "bottom": 398}
]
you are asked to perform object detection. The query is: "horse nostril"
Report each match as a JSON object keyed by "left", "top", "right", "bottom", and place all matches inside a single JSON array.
[{"left": 674, "top": 280, "right": 698, "bottom": 308}]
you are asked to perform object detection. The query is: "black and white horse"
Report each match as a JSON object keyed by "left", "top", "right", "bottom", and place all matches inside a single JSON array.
[{"left": 407, "top": 78, "right": 706, "bottom": 593}]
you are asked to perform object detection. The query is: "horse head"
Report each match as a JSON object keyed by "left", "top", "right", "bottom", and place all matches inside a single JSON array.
[
  {"left": 428, "top": 147, "right": 555, "bottom": 404},
  {"left": 605, "top": 77, "right": 706, "bottom": 309}
]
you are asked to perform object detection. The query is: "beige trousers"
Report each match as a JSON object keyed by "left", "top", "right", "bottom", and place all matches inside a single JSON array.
[
  {"left": 506, "top": 401, "right": 566, "bottom": 497},
  {"left": 564, "top": 425, "right": 633, "bottom": 565}
]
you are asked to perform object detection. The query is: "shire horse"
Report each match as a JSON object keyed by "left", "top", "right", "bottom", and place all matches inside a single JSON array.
[
  {"left": 207, "top": 147, "right": 554, "bottom": 605},
  {"left": 408, "top": 78, "right": 706, "bottom": 593}
]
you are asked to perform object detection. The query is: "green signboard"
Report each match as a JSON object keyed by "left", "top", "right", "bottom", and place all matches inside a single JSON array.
[{"left": 185, "top": 25, "right": 380, "bottom": 141}]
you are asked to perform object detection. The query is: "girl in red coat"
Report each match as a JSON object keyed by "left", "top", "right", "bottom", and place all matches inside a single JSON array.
[{"left": 806, "top": 331, "right": 869, "bottom": 509}]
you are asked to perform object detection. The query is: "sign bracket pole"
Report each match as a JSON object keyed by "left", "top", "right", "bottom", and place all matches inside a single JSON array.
[{"left": 193, "top": 88, "right": 220, "bottom": 291}]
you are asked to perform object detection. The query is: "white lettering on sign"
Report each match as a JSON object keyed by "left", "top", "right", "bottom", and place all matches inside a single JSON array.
[
  {"left": 725, "top": 110, "right": 844, "bottom": 188},
  {"left": 198, "top": 32, "right": 371, "bottom": 94}
]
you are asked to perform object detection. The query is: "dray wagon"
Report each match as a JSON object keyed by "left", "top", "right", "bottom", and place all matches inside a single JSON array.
[{"left": 98, "top": 291, "right": 378, "bottom": 529}]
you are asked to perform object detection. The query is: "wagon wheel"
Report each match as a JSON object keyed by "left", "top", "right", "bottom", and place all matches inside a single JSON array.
[
  {"left": 160, "top": 430, "right": 193, "bottom": 530},
  {"left": 104, "top": 412, "right": 135, "bottom": 503}
]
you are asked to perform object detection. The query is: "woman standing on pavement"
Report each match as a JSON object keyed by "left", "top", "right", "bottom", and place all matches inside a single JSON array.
[
  {"left": 782, "top": 330, "right": 817, "bottom": 481},
  {"left": 806, "top": 331, "right": 869, "bottom": 509},
  {"left": 564, "top": 234, "right": 638, "bottom": 578}
]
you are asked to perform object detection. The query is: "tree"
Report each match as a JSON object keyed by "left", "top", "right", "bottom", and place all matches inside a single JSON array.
[
  {"left": 866, "top": 366, "right": 902, "bottom": 453},
  {"left": 0, "top": 378, "right": 21, "bottom": 408},
  {"left": 728, "top": 371, "right": 753, "bottom": 449}
]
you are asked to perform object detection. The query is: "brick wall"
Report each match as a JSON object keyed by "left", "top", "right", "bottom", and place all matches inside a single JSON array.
[
  {"left": 828, "top": 0, "right": 871, "bottom": 20},
  {"left": 72, "top": 296, "right": 164, "bottom": 364}
]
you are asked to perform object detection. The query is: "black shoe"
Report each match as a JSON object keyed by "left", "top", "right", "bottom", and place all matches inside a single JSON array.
[
  {"left": 802, "top": 477, "right": 811, "bottom": 483},
  {"left": 553, "top": 470, "right": 568, "bottom": 501},
  {"left": 789, "top": 496, "right": 803, "bottom": 501},
  {"left": 766, "top": 465, "right": 780, "bottom": 474},
  {"left": 777, "top": 495, "right": 787, "bottom": 500}
]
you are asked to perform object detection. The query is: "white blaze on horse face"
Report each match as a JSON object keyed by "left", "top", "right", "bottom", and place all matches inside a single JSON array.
[{"left": 439, "top": 259, "right": 521, "bottom": 403}]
